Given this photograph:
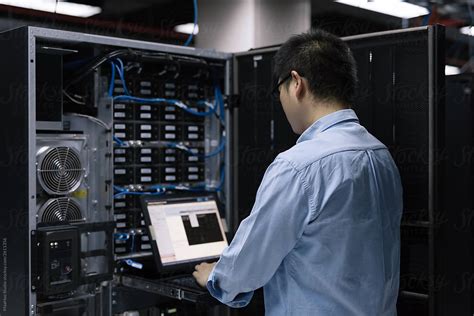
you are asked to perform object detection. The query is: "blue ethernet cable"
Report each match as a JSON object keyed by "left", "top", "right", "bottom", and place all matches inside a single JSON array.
[{"left": 184, "top": 0, "right": 198, "bottom": 47}]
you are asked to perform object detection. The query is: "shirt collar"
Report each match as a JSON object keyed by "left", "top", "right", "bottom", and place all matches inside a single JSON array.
[{"left": 296, "top": 109, "right": 359, "bottom": 144}]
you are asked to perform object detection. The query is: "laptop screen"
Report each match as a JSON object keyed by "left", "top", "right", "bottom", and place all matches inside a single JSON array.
[{"left": 146, "top": 198, "right": 228, "bottom": 266}]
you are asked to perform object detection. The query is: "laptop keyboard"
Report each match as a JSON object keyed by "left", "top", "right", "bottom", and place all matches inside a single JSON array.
[{"left": 169, "top": 276, "right": 204, "bottom": 291}]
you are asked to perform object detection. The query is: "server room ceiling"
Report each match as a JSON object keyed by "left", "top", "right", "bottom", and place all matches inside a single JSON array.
[{"left": 0, "top": 0, "right": 472, "bottom": 65}]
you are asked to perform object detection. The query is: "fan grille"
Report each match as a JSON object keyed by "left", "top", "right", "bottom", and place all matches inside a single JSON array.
[
  {"left": 37, "top": 146, "right": 84, "bottom": 195},
  {"left": 39, "top": 197, "right": 83, "bottom": 223}
]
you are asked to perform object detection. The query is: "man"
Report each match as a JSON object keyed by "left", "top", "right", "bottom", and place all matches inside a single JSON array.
[{"left": 193, "top": 29, "right": 403, "bottom": 315}]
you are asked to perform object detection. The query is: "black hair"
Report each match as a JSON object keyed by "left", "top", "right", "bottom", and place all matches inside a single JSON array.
[{"left": 273, "top": 29, "right": 358, "bottom": 106}]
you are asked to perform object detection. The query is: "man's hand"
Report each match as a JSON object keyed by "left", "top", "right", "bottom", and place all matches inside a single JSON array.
[{"left": 192, "top": 262, "right": 216, "bottom": 288}]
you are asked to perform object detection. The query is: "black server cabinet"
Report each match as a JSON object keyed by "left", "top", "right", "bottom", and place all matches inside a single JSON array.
[
  {"left": 234, "top": 25, "right": 474, "bottom": 316},
  {"left": 435, "top": 74, "right": 474, "bottom": 316},
  {"left": 233, "top": 52, "right": 297, "bottom": 225},
  {"left": 347, "top": 26, "right": 444, "bottom": 316},
  {"left": 0, "top": 27, "right": 31, "bottom": 316},
  {"left": 0, "top": 26, "right": 229, "bottom": 316}
]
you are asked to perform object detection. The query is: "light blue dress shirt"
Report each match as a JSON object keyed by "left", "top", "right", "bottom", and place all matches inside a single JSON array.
[{"left": 207, "top": 109, "right": 403, "bottom": 315}]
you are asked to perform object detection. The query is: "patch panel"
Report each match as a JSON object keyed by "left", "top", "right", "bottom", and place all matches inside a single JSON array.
[
  {"left": 113, "top": 102, "right": 134, "bottom": 120},
  {"left": 162, "top": 148, "right": 179, "bottom": 164},
  {"left": 114, "top": 211, "right": 130, "bottom": 229},
  {"left": 182, "top": 164, "right": 205, "bottom": 183},
  {"left": 136, "top": 147, "right": 160, "bottom": 164},
  {"left": 183, "top": 123, "right": 205, "bottom": 141},
  {"left": 134, "top": 103, "right": 161, "bottom": 120},
  {"left": 110, "top": 54, "right": 225, "bottom": 266},
  {"left": 161, "top": 104, "right": 181, "bottom": 122},
  {"left": 114, "top": 166, "right": 135, "bottom": 185},
  {"left": 114, "top": 147, "right": 135, "bottom": 165},
  {"left": 135, "top": 79, "right": 155, "bottom": 97},
  {"left": 161, "top": 124, "right": 182, "bottom": 141},
  {"left": 163, "top": 82, "right": 177, "bottom": 98},
  {"left": 160, "top": 166, "right": 181, "bottom": 183},
  {"left": 114, "top": 195, "right": 137, "bottom": 211},
  {"left": 136, "top": 167, "right": 161, "bottom": 185},
  {"left": 135, "top": 123, "right": 160, "bottom": 141},
  {"left": 179, "top": 148, "right": 204, "bottom": 163},
  {"left": 114, "top": 122, "right": 135, "bottom": 141}
]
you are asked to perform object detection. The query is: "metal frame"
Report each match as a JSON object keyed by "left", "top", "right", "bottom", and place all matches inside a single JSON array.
[
  {"left": 429, "top": 25, "right": 445, "bottom": 316},
  {"left": 232, "top": 25, "right": 432, "bottom": 59},
  {"left": 342, "top": 25, "right": 430, "bottom": 41},
  {"left": 28, "top": 27, "right": 232, "bottom": 60},
  {"left": 427, "top": 26, "right": 436, "bottom": 316},
  {"left": 27, "top": 28, "right": 37, "bottom": 316},
  {"left": 224, "top": 59, "right": 233, "bottom": 232},
  {"left": 0, "top": 25, "right": 235, "bottom": 315},
  {"left": 76, "top": 221, "right": 116, "bottom": 285}
]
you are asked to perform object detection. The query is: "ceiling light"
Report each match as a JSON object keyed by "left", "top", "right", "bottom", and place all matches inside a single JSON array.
[
  {"left": 174, "top": 23, "right": 199, "bottom": 35},
  {"left": 460, "top": 26, "right": 474, "bottom": 36},
  {"left": 0, "top": 0, "right": 102, "bottom": 18},
  {"left": 335, "top": 0, "right": 429, "bottom": 19},
  {"left": 445, "top": 65, "right": 461, "bottom": 76}
]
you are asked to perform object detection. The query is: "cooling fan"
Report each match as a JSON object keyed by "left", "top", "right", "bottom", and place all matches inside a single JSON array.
[
  {"left": 37, "top": 146, "right": 85, "bottom": 195},
  {"left": 38, "top": 197, "right": 83, "bottom": 223}
]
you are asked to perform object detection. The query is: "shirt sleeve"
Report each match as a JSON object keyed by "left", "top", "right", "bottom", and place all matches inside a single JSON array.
[{"left": 206, "top": 158, "right": 315, "bottom": 307}]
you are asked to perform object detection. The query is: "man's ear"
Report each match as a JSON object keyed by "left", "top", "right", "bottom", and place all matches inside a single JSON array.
[{"left": 291, "top": 70, "right": 305, "bottom": 100}]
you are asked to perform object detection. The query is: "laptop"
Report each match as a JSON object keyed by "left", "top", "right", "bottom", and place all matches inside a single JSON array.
[{"left": 140, "top": 193, "right": 229, "bottom": 303}]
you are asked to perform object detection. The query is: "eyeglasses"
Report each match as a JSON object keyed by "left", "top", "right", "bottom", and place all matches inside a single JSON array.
[{"left": 271, "top": 74, "right": 292, "bottom": 100}]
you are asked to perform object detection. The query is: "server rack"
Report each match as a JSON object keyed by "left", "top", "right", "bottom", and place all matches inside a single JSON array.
[
  {"left": 0, "top": 26, "right": 231, "bottom": 316},
  {"left": 233, "top": 25, "right": 474, "bottom": 316},
  {"left": 436, "top": 73, "right": 474, "bottom": 315}
]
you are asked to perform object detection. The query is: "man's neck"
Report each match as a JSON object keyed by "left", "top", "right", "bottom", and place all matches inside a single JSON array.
[{"left": 303, "top": 101, "right": 348, "bottom": 131}]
